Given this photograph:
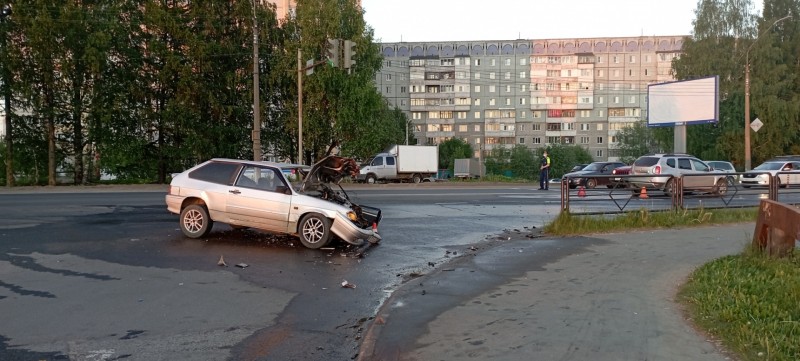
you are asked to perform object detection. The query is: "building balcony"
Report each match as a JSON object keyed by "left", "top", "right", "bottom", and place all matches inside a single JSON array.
[
  {"left": 425, "top": 131, "right": 456, "bottom": 138},
  {"left": 485, "top": 130, "right": 515, "bottom": 137},
  {"left": 545, "top": 130, "right": 577, "bottom": 137}
]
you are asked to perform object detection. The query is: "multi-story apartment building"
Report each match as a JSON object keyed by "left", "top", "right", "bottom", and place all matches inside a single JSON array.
[{"left": 375, "top": 36, "right": 684, "bottom": 161}]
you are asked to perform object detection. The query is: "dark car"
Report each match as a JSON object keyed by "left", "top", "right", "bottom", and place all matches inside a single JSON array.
[{"left": 563, "top": 161, "right": 627, "bottom": 189}]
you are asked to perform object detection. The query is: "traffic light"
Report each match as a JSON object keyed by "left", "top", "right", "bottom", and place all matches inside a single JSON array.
[
  {"left": 326, "top": 39, "right": 340, "bottom": 68},
  {"left": 343, "top": 40, "right": 356, "bottom": 69}
]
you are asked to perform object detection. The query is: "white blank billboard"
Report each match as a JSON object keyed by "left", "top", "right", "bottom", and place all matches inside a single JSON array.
[{"left": 647, "top": 76, "right": 719, "bottom": 126}]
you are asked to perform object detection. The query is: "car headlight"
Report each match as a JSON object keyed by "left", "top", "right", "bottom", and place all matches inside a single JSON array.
[{"left": 346, "top": 211, "right": 358, "bottom": 221}]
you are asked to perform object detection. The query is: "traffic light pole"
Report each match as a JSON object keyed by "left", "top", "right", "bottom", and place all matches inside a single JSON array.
[{"left": 297, "top": 50, "right": 334, "bottom": 166}]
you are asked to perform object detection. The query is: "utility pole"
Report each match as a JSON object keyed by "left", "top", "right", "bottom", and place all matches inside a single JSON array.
[
  {"left": 251, "top": 1, "right": 261, "bottom": 161},
  {"left": 297, "top": 48, "right": 303, "bottom": 165}
]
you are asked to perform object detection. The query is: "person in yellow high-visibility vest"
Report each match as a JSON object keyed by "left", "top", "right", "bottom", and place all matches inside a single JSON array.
[{"left": 539, "top": 151, "right": 551, "bottom": 190}]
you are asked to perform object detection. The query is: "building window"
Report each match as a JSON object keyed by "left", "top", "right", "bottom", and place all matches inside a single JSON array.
[
  {"left": 457, "top": 111, "right": 467, "bottom": 119},
  {"left": 474, "top": 72, "right": 481, "bottom": 80},
  {"left": 489, "top": 85, "right": 496, "bottom": 93},
  {"left": 505, "top": 58, "right": 511, "bottom": 66},
  {"left": 597, "top": 124, "right": 604, "bottom": 130},
  {"left": 474, "top": 111, "right": 481, "bottom": 119},
  {"left": 489, "top": 72, "right": 496, "bottom": 80},
  {"left": 596, "top": 69, "right": 604, "bottom": 77},
  {"left": 597, "top": 96, "right": 604, "bottom": 104},
  {"left": 580, "top": 123, "right": 590, "bottom": 131},
  {"left": 519, "top": 98, "right": 526, "bottom": 105},
  {"left": 474, "top": 124, "right": 481, "bottom": 131},
  {"left": 533, "top": 111, "right": 541, "bottom": 118},
  {"left": 596, "top": 137, "right": 604, "bottom": 144},
  {"left": 474, "top": 85, "right": 481, "bottom": 93},
  {"left": 505, "top": 72, "right": 511, "bottom": 79},
  {"left": 490, "top": 59, "right": 496, "bottom": 66},
  {"left": 400, "top": 86, "right": 407, "bottom": 93},
  {"left": 474, "top": 59, "right": 481, "bottom": 66},
  {"left": 474, "top": 98, "right": 481, "bottom": 106},
  {"left": 629, "top": 96, "right": 636, "bottom": 104},
  {"left": 597, "top": 110, "right": 604, "bottom": 117},
  {"left": 629, "top": 55, "right": 636, "bottom": 63},
  {"left": 459, "top": 124, "right": 468, "bottom": 132},
  {"left": 505, "top": 85, "right": 511, "bottom": 93},
  {"left": 385, "top": 87, "right": 391, "bottom": 94},
  {"left": 520, "top": 71, "right": 526, "bottom": 78},
  {"left": 533, "top": 137, "right": 541, "bottom": 144},
  {"left": 596, "top": 149, "right": 604, "bottom": 157},
  {"left": 613, "top": 56, "right": 619, "bottom": 63},
  {"left": 520, "top": 111, "right": 527, "bottom": 118},
  {"left": 614, "top": 96, "right": 620, "bottom": 104},
  {"left": 519, "top": 137, "right": 525, "bottom": 144},
  {"left": 520, "top": 84, "right": 527, "bottom": 92},
  {"left": 519, "top": 58, "right": 526, "bottom": 66},
  {"left": 475, "top": 137, "right": 481, "bottom": 144},
  {"left": 580, "top": 136, "right": 589, "bottom": 144},
  {"left": 506, "top": 98, "right": 511, "bottom": 105},
  {"left": 532, "top": 123, "right": 541, "bottom": 131},
  {"left": 385, "top": 74, "right": 392, "bottom": 81}
]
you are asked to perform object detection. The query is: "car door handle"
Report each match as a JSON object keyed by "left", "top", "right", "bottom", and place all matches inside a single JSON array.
[{"left": 229, "top": 189, "right": 241, "bottom": 194}]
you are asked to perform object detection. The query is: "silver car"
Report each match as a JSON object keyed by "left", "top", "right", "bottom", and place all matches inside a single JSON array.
[
  {"left": 629, "top": 154, "right": 729, "bottom": 196},
  {"left": 165, "top": 156, "right": 382, "bottom": 249},
  {"left": 706, "top": 160, "right": 739, "bottom": 185}
]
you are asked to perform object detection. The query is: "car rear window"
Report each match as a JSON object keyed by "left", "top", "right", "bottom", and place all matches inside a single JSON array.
[
  {"left": 189, "top": 162, "right": 241, "bottom": 185},
  {"left": 633, "top": 157, "right": 659, "bottom": 167}
]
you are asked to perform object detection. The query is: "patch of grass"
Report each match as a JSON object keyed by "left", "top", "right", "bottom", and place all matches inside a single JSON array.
[
  {"left": 544, "top": 207, "right": 758, "bottom": 236},
  {"left": 679, "top": 251, "right": 800, "bottom": 361}
]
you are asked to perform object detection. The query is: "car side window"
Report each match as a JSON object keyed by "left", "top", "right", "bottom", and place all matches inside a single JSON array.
[
  {"left": 189, "top": 162, "right": 241, "bottom": 185},
  {"left": 372, "top": 157, "right": 384, "bottom": 166},
  {"left": 678, "top": 158, "right": 692, "bottom": 170},
  {"left": 386, "top": 156, "right": 396, "bottom": 166},
  {"left": 666, "top": 158, "right": 676, "bottom": 168},
  {"left": 237, "top": 166, "right": 286, "bottom": 192},
  {"left": 692, "top": 159, "right": 709, "bottom": 171}
]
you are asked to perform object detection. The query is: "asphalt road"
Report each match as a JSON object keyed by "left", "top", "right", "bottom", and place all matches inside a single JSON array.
[{"left": 0, "top": 183, "right": 562, "bottom": 361}]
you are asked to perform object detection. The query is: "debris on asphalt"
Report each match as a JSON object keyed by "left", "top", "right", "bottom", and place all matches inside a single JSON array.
[
  {"left": 217, "top": 255, "right": 227, "bottom": 267},
  {"left": 341, "top": 280, "right": 356, "bottom": 288},
  {"left": 235, "top": 263, "right": 248, "bottom": 268}
]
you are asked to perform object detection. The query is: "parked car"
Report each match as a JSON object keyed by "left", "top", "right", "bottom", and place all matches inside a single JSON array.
[
  {"left": 165, "top": 156, "right": 382, "bottom": 249},
  {"left": 611, "top": 165, "right": 632, "bottom": 188},
  {"left": 741, "top": 158, "right": 800, "bottom": 188},
  {"left": 563, "top": 161, "right": 627, "bottom": 189},
  {"left": 570, "top": 164, "right": 588, "bottom": 172},
  {"left": 706, "top": 160, "right": 739, "bottom": 185},
  {"left": 628, "top": 153, "right": 729, "bottom": 196}
]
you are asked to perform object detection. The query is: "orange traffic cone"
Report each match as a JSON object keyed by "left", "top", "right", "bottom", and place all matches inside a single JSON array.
[
  {"left": 577, "top": 186, "right": 586, "bottom": 197},
  {"left": 639, "top": 187, "right": 648, "bottom": 199}
]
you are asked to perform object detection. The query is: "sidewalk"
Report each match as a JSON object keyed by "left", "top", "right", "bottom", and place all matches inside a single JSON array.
[{"left": 361, "top": 223, "right": 754, "bottom": 361}]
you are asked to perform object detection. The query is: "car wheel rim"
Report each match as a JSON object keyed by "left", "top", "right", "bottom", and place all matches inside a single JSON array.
[
  {"left": 184, "top": 209, "right": 204, "bottom": 233},
  {"left": 303, "top": 218, "right": 324, "bottom": 244}
]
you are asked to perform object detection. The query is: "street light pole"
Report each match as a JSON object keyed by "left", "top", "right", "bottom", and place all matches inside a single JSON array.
[{"left": 744, "top": 15, "right": 791, "bottom": 171}]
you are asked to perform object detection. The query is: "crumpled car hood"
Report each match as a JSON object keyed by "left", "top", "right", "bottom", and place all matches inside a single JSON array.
[{"left": 300, "top": 155, "right": 360, "bottom": 192}]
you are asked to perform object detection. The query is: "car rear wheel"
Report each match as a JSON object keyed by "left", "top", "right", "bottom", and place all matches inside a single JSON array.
[
  {"left": 180, "top": 204, "right": 213, "bottom": 238},
  {"left": 664, "top": 179, "right": 675, "bottom": 197},
  {"left": 366, "top": 174, "right": 377, "bottom": 184},
  {"left": 585, "top": 178, "right": 597, "bottom": 189},
  {"left": 714, "top": 178, "right": 728, "bottom": 196},
  {"left": 298, "top": 213, "right": 332, "bottom": 249},
  {"left": 412, "top": 174, "right": 422, "bottom": 184}
]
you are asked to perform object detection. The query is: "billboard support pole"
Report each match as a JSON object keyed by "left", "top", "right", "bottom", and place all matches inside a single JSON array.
[{"left": 674, "top": 123, "right": 686, "bottom": 153}]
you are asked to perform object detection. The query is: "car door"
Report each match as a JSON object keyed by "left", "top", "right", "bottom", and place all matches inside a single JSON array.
[
  {"left": 689, "top": 158, "right": 714, "bottom": 190},
  {"left": 226, "top": 165, "right": 292, "bottom": 231}
]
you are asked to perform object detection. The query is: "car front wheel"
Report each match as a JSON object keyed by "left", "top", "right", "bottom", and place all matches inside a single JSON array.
[
  {"left": 366, "top": 174, "right": 377, "bottom": 184},
  {"left": 298, "top": 213, "right": 332, "bottom": 249},
  {"left": 180, "top": 204, "right": 213, "bottom": 238},
  {"left": 585, "top": 178, "right": 597, "bottom": 189}
]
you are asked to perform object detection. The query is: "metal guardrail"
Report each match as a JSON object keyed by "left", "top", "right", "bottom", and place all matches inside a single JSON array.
[{"left": 560, "top": 171, "right": 800, "bottom": 214}]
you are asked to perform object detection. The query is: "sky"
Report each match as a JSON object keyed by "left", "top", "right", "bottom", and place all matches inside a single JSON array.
[{"left": 360, "top": 0, "right": 764, "bottom": 42}]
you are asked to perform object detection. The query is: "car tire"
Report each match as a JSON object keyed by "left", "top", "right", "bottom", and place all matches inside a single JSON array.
[
  {"left": 180, "top": 204, "right": 214, "bottom": 238},
  {"left": 664, "top": 179, "right": 675, "bottom": 197},
  {"left": 726, "top": 176, "right": 735, "bottom": 186},
  {"left": 714, "top": 178, "right": 728, "bottom": 196},
  {"left": 366, "top": 174, "right": 377, "bottom": 184},
  {"left": 412, "top": 174, "right": 422, "bottom": 184},
  {"left": 298, "top": 213, "right": 332, "bottom": 249},
  {"left": 586, "top": 178, "right": 597, "bottom": 189}
]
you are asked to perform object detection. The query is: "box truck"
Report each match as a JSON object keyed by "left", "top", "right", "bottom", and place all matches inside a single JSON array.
[
  {"left": 454, "top": 158, "right": 483, "bottom": 179},
  {"left": 357, "top": 145, "right": 438, "bottom": 184}
]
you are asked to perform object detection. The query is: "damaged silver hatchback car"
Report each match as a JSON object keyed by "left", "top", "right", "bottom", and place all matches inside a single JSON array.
[{"left": 165, "top": 156, "right": 382, "bottom": 249}]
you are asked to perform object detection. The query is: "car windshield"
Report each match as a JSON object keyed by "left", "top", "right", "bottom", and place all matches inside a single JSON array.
[
  {"left": 753, "top": 162, "right": 784, "bottom": 171},
  {"left": 582, "top": 163, "right": 603, "bottom": 171}
]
